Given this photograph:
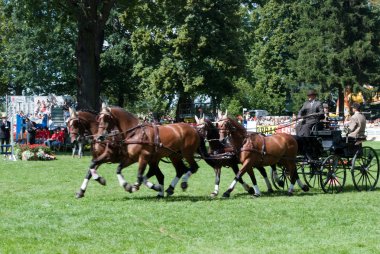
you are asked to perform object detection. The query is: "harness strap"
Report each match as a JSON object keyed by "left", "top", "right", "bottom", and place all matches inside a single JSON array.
[
  {"left": 153, "top": 124, "right": 161, "bottom": 151},
  {"left": 260, "top": 134, "right": 267, "bottom": 160}
]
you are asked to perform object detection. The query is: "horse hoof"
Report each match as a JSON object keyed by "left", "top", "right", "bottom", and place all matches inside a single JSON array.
[
  {"left": 210, "top": 192, "right": 218, "bottom": 198},
  {"left": 267, "top": 188, "right": 274, "bottom": 194},
  {"left": 278, "top": 180, "right": 285, "bottom": 188},
  {"left": 132, "top": 185, "right": 140, "bottom": 192},
  {"left": 123, "top": 183, "right": 133, "bottom": 193},
  {"left": 181, "top": 182, "right": 188, "bottom": 191},
  {"left": 96, "top": 177, "right": 106, "bottom": 186},
  {"left": 302, "top": 185, "right": 310, "bottom": 192},
  {"left": 287, "top": 190, "right": 294, "bottom": 196},
  {"left": 222, "top": 192, "right": 230, "bottom": 198},
  {"left": 252, "top": 193, "right": 261, "bottom": 198},
  {"left": 248, "top": 187, "right": 255, "bottom": 195},
  {"left": 75, "top": 189, "right": 85, "bottom": 199},
  {"left": 156, "top": 194, "right": 164, "bottom": 199},
  {"left": 166, "top": 186, "right": 175, "bottom": 196}
]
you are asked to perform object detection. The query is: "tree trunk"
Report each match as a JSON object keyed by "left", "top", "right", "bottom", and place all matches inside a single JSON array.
[
  {"left": 69, "top": 0, "right": 115, "bottom": 111},
  {"left": 76, "top": 23, "right": 102, "bottom": 111}
]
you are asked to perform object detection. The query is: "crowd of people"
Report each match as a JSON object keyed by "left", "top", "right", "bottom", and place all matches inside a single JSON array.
[{"left": 11, "top": 98, "right": 73, "bottom": 150}]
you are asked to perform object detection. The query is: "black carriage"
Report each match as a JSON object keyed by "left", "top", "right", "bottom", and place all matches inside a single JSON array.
[{"left": 271, "top": 117, "right": 380, "bottom": 193}]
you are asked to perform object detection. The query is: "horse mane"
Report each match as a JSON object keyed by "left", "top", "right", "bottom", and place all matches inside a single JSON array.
[
  {"left": 79, "top": 108, "right": 99, "bottom": 115},
  {"left": 226, "top": 117, "right": 246, "bottom": 135},
  {"left": 204, "top": 119, "right": 219, "bottom": 140}
]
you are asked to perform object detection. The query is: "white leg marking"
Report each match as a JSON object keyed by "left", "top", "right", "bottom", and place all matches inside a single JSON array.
[
  {"left": 170, "top": 177, "right": 180, "bottom": 187},
  {"left": 90, "top": 168, "right": 99, "bottom": 180},
  {"left": 253, "top": 185, "right": 261, "bottom": 195},
  {"left": 181, "top": 171, "right": 192, "bottom": 182},
  {"left": 80, "top": 179, "right": 89, "bottom": 190},
  {"left": 296, "top": 179, "right": 303, "bottom": 188},
  {"left": 228, "top": 179, "right": 238, "bottom": 190},
  {"left": 117, "top": 174, "right": 126, "bottom": 187},
  {"left": 214, "top": 184, "right": 219, "bottom": 194}
]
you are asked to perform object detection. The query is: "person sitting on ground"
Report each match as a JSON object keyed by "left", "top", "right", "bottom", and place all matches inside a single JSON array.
[
  {"left": 345, "top": 103, "right": 366, "bottom": 139},
  {"left": 296, "top": 89, "right": 324, "bottom": 136}
]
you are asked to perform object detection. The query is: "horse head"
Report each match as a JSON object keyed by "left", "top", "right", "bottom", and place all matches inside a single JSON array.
[
  {"left": 96, "top": 105, "right": 118, "bottom": 140},
  {"left": 67, "top": 107, "right": 82, "bottom": 143}
]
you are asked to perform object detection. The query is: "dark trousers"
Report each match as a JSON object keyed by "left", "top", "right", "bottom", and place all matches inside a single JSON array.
[{"left": 0, "top": 138, "right": 10, "bottom": 153}]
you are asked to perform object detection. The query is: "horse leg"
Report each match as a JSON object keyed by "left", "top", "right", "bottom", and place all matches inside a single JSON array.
[
  {"left": 210, "top": 167, "right": 221, "bottom": 198},
  {"left": 75, "top": 169, "right": 92, "bottom": 198},
  {"left": 145, "top": 163, "right": 165, "bottom": 198},
  {"left": 88, "top": 160, "right": 107, "bottom": 186},
  {"left": 132, "top": 158, "right": 149, "bottom": 192},
  {"left": 166, "top": 157, "right": 185, "bottom": 196},
  {"left": 230, "top": 164, "right": 255, "bottom": 195},
  {"left": 181, "top": 156, "right": 199, "bottom": 191},
  {"left": 223, "top": 160, "right": 251, "bottom": 198},
  {"left": 245, "top": 168, "right": 262, "bottom": 197},
  {"left": 72, "top": 144, "right": 76, "bottom": 158},
  {"left": 75, "top": 161, "right": 105, "bottom": 198},
  {"left": 286, "top": 162, "right": 309, "bottom": 196},
  {"left": 271, "top": 165, "right": 284, "bottom": 188},
  {"left": 78, "top": 141, "right": 83, "bottom": 158},
  {"left": 116, "top": 162, "right": 134, "bottom": 193},
  {"left": 256, "top": 166, "right": 274, "bottom": 193}
]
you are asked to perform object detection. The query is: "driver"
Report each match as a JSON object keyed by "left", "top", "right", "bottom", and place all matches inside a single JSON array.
[{"left": 296, "top": 89, "right": 324, "bottom": 136}]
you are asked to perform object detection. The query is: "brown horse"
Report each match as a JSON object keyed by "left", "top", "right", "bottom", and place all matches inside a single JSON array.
[
  {"left": 217, "top": 116, "right": 309, "bottom": 197},
  {"left": 195, "top": 116, "right": 274, "bottom": 197},
  {"left": 69, "top": 106, "right": 169, "bottom": 198},
  {"left": 94, "top": 106, "right": 200, "bottom": 196},
  {"left": 67, "top": 108, "right": 106, "bottom": 198}
]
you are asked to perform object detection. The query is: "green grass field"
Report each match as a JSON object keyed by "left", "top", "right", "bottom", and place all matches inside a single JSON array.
[{"left": 1, "top": 142, "right": 380, "bottom": 254}]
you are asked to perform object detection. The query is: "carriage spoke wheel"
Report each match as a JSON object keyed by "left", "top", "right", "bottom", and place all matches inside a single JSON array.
[
  {"left": 351, "top": 146, "right": 380, "bottom": 191},
  {"left": 320, "top": 155, "right": 346, "bottom": 194},
  {"left": 302, "top": 162, "right": 321, "bottom": 189},
  {"left": 270, "top": 165, "right": 290, "bottom": 190}
]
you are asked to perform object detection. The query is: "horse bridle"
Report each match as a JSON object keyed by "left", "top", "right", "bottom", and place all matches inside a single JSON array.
[{"left": 68, "top": 117, "right": 85, "bottom": 140}]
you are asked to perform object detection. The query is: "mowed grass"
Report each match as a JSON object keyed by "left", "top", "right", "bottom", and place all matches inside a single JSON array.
[{"left": 1, "top": 142, "right": 380, "bottom": 254}]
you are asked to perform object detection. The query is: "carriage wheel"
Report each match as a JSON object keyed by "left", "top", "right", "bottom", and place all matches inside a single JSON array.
[
  {"left": 320, "top": 155, "right": 346, "bottom": 194},
  {"left": 302, "top": 161, "right": 321, "bottom": 189},
  {"left": 270, "top": 165, "right": 290, "bottom": 190},
  {"left": 351, "top": 146, "right": 380, "bottom": 191}
]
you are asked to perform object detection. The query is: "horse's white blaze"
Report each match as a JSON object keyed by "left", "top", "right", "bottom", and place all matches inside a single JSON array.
[
  {"left": 117, "top": 174, "right": 126, "bottom": 187},
  {"left": 80, "top": 178, "right": 89, "bottom": 190},
  {"left": 90, "top": 168, "right": 99, "bottom": 180}
]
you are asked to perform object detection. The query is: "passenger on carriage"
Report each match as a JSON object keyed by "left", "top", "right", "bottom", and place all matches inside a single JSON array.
[
  {"left": 296, "top": 89, "right": 324, "bottom": 136},
  {"left": 345, "top": 103, "right": 366, "bottom": 139}
]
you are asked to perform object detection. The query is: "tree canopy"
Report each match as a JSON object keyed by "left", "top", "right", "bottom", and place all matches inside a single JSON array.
[{"left": 0, "top": 0, "right": 379, "bottom": 116}]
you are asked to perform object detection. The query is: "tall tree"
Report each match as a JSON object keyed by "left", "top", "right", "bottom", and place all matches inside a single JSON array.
[
  {"left": 0, "top": 1, "right": 77, "bottom": 96},
  {"left": 63, "top": 0, "right": 115, "bottom": 110},
  {"left": 292, "top": 0, "right": 380, "bottom": 109},
  {"left": 129, "top": 0, "right": 245, "bottom": 119},
  {"left": 245, "top": 0, "right": 300, "bottom": 115}
]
